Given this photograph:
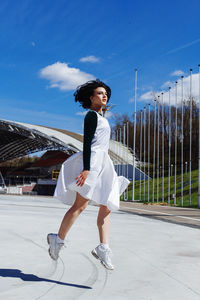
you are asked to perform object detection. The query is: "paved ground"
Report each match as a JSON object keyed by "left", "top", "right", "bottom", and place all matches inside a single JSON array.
[
  {"left": 0, "top": 195, "right": 200, "bottom": 300},
  {"left": 120, "top": 201, "right": 200, "bottom": 229}
]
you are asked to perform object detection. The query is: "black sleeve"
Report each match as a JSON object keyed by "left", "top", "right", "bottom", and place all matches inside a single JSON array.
[{"left": 83, "top": 111, "right": 98, "bottom": 170}]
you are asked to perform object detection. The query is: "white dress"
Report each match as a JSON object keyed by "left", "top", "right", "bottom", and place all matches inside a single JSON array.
[{"left": 54, "top": 110, "right": 130, "bottom": 211}]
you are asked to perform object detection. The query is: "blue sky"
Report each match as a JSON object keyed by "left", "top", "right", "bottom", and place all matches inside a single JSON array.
[{"left": 1, "top": 0, "right": 200, "bottom": 134}]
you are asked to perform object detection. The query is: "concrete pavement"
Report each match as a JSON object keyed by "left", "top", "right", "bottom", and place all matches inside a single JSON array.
[{"left": 0, "top": 195, "right": 200, "bottom": 300}]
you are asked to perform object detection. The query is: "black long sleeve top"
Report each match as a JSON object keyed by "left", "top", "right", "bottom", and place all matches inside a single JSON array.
[{"left": 83, "top": 110, "right": 98, "bottom": 170}]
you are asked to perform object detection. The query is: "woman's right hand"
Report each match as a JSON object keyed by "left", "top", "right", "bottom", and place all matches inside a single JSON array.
[{"left": 75, "top": 170, "right": 89, "bottom": 187}]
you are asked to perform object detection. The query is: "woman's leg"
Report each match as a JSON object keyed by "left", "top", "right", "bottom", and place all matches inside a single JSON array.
[
  {"left": 93, "top": 205, "right": 114, "bottom": 270},
  {"left": 97, "top": 205, "right": 111, "bottom": 244},
  {"left": 58, "top": 192, "right": 89, "bottom": 240}
]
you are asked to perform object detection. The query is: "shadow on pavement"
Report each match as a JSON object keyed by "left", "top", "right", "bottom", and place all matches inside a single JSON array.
[{"left": 0, "top": 269, "right": 92, "bottom": 289}]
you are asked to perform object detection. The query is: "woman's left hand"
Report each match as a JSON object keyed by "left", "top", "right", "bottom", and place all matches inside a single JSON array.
[{"left": 75, "top": 170, "right": 89, "bottom": 187}]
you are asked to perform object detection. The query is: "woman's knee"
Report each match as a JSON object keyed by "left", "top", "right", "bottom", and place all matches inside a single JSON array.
[
  {"left": 71, "top": 203, "right": 87, "bottom": 214},
  {"left": 97, "top": 205, "right": 110, "bottom": 226},
  {"left": 99, "top": 205, "right": 110, "bottom": 215},
  {"left": 71, "top": 194, "right": 88, "bottom": 214}
]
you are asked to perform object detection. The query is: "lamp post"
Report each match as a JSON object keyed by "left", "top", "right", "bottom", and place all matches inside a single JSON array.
[
  {"left": 174, "top": 81, "right": 178, "bottom": 205},
  {"left": 144, "top": 106, "right": 146, "bottom": 201},
  {"left": 152, "top": 99, "right": 156, "bottom": 202},
  {"left": 168, "top": 87, "right": 171, "bottom": 204},
  {"left": 189, "top": 69, "right": 192, "bottom": 206},
  {"left": 157, "top": 96, "right": 160, "bottom": 203},
  {"left": 161, "top": 93, "right": 164, "bottom": 203},
  {"left": 139, "top": 110, "right": 143, "bottom": 201},
  {"left": 132, "top": 69, "right": 137, "bottom": 201},
  {"left": 181, "top": 76, "right": 184, "bottom": 207},
  {"left": 148, "top": 103, "right": 150, "bottom": 202}
]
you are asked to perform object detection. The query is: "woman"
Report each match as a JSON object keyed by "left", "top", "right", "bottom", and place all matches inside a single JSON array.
[{"left": 47, "top": 79, "right": 130, "bottom": 270}]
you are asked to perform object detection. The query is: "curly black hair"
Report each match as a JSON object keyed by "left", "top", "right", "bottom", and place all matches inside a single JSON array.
[{"left": 74, "top": 79, "right": 111, "bottom": 109}]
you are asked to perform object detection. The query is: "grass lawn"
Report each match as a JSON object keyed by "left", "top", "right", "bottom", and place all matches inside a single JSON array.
[{"left": 120, "top": 169, "right": 200, "bottom": 209}]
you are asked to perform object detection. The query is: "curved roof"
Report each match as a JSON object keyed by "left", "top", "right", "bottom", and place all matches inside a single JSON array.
[{"left": 0, "top": 119, "right": 134, "bottom": 164}]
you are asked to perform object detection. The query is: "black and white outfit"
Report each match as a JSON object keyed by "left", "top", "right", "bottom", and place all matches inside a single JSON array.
[{"left": 54, "top": 110, "right": 130, "bottom": 211}]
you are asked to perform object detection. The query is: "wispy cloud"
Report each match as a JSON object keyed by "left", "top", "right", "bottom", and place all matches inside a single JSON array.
[
  {"left": 104, "top": 111, "right": 114, "bottom": 119},
  {"left": 39, "top": 62, "right": 95, "bottom": 91},
  {"left": 170, "top": 70, "right": 184, "bottom": 77},
  {"left": 165, "top": 38, "right": 200, "bottom": 55},
  {"left": 139, "top": 91, "right": 154, "bottom": 102},
  {"left": 76, "top": 110, "right": 113, "bottom": 119},
  {"left": 129, "top": 97, "right": 134, "bottom": 103},
  {"left": 1, "top": 106, "right": 83, "bottom": 132},
  {"left": 3, "top": 107, "right": 75, "bottom": 122},
  {"left": 76, "top": 111, "right": 87, "bottom": 116},
  {"left": 31, "top": 41, "right": 35, "bottom": 47},
  {"left": 79, "top": 55, "right": 100, "bottom": 63},
  {"left": 161, "top": 80, "right": 173, "bottom": 89}
]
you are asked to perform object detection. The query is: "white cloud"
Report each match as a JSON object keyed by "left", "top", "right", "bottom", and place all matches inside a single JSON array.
[
  {"left": 163, "top": 73, "right": 200, "bottom": 105},
  {"left": 79, "top": 55, "right": 100, "bottom": 63},
  {"left": 141, "top": 72, "right": 200, "bottom": 106},
  {"left": 170, "top": 70, "right": 184, "bottom": 77},
  {"left": 39, "top": 62, "right": 95, "bottom": 91},
  {"left": 31, "top": 41, "right": 35, "bottom": 47}
]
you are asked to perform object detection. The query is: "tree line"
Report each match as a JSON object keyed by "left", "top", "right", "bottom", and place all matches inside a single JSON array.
[{"left": 111, "top": 99, "right": 199, "bottom": 177}]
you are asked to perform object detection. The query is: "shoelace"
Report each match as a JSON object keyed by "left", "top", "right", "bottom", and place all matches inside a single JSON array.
[
  {"left": 104, "top": 248, "right": 113, "bottom": 260},
  {"left": 57, "top": 242, "right": 65, "bottom": 252},
  {"left": 58, "top": 239, "right": 69, "bottom": 250}
]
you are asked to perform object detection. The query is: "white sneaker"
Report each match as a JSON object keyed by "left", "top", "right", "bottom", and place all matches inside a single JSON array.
[
  {"left": 91, "top": 245, "right": 114, "bottom": 270},
  {"left": 47, "top": 233, "right": 64, "bottom": 261}
]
